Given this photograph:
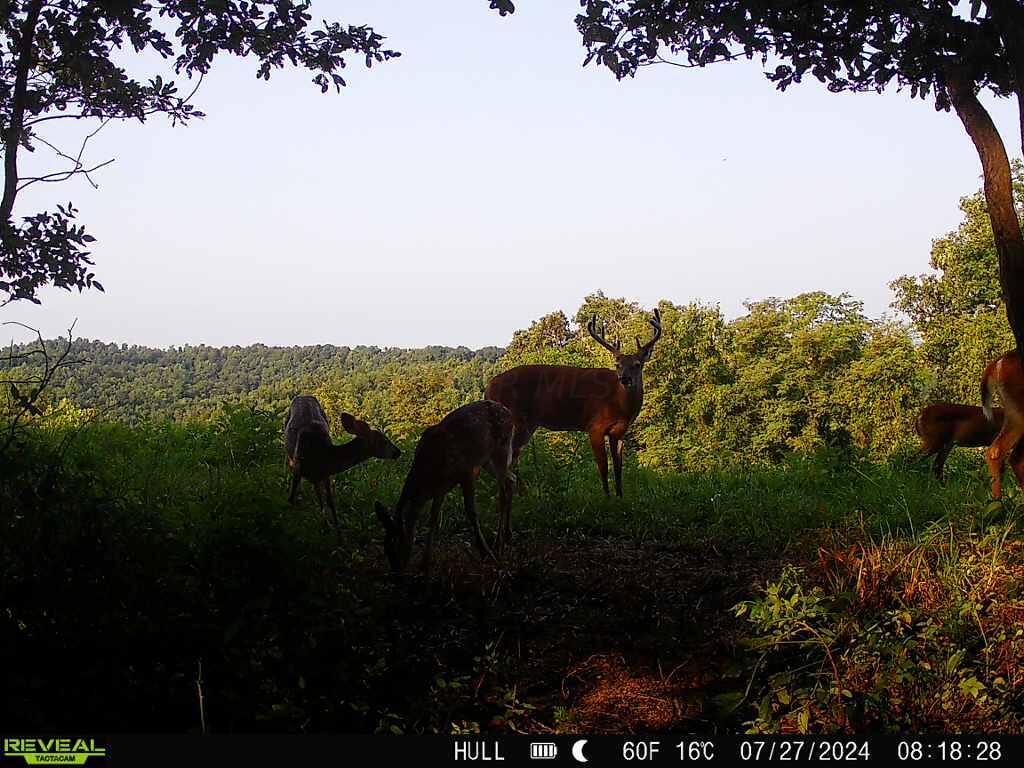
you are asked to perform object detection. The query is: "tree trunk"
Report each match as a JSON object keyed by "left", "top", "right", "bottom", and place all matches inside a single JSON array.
[
  {"left": 1, "top": 1, "right": 44, "bottom": 236},
  {"left": 946, "top": 67, "right": 1024, "bottom": 354},
  {"left": 1017, "top": 88, "right": 1024, "bottom": 159}
]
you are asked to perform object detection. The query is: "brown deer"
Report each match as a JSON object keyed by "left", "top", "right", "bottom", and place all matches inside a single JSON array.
[
  {"left": 285, "top": 395, "right": 401, "bottom": 526},
  {"left": 981, "top": 349, "right": 1024, "bottom": 498},
  {"left": 914, "top": 403, "right": 1004, "bottom": 481},
  {"left": 485, "top": 308, "right": 662, "bottom": 497},
  {"left": 374, "top": 400, "right": 515, "bottom": 573}
]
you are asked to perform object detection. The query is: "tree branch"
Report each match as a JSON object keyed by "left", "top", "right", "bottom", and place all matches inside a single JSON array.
[
  {"left": 643, "top": 52, "right": 745, "bottom": 69},
  {"left": 17, "top": 159, "right": 116, "bottom": 191},
  {"left": 18, "top": 119, "right": 116, "bottom": 192}
]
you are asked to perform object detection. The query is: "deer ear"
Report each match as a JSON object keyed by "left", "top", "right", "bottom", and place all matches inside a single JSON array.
[
  {"left": 349, "top": 416, "right": 373, "bottom": 438},
  {"left": 341, "top": 413, "right": 358, "bottom": 434}
]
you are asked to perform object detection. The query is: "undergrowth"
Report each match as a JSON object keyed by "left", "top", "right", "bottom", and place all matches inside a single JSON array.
[
  {"left": 1, "top": 404, "right": 1020, "bottom": 732},
  {"left": 737, "top": 517, "right": 1024, "bottom": 733}
]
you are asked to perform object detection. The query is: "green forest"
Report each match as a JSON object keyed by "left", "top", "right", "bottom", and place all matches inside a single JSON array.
[{"left": 3, "top": 171, "right": 1024, "bottom": 734}]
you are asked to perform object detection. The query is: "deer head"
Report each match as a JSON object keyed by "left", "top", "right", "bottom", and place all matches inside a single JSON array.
[
  {"left": 587, "top": 308, "right": 662, "bottom": 390},
  {"left": 341, "top": 412, "right": 401, "bottom": 460}
]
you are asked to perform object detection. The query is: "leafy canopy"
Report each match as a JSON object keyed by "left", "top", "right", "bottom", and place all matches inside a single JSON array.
[{"left": 575, "top": 1, "right": 1008, "bottom": 107}]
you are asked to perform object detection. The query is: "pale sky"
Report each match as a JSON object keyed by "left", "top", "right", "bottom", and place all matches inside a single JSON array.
[{"left": 6, "top": 1, "right": 1020, "bottom": 349}]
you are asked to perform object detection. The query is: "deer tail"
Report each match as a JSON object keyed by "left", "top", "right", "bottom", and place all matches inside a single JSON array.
[
  {"left": 982, "top": 363, "right": 997, "bottom": 423},
  {"left": 506, "top": 428, "right": 515, "bottom": 469}
]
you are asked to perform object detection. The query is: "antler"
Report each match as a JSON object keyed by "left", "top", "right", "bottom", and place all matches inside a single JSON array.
[
  {"left": 588, "top": 315, "right": 621, "bottom": 356},
  {"left": 637, "top": 308, "right": 662, "bottom": 355}
]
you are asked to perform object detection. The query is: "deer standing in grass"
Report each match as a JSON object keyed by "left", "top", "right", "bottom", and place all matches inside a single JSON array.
[
  {"left": 374, "top": 400, "right": 515, "bottom": 573},
  {"left": 914, "top": 403, "right": 1004, "bottom": 481},
  {"left": 285, "top": 395, "right": 401, "bottom": 527},
  {"left": 485, "top": 309, "right": 662, "bottom": 497},
  {"left": 981, "top": 349, "right": 1024, "bottom": 498}
]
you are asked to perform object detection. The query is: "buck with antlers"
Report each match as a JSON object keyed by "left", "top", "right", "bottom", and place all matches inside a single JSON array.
[
  {"left": 375, "top": 400, "right": 515, "bottom": 573},
  {"left": 485, "top": 308, "right": 662, "bottom": 497},
  {"left": 914, "top": 402, "right": 1004, "bottom": 481},
  {"left": 981, "top": 349, "right": 1024, "bottom": 499},
  {"left": 285, "top": 395, "right": 401, "bottom": 526}
]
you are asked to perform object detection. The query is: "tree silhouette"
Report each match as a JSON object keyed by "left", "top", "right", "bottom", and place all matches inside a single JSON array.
[{"left": 0, "top": 0, "right": 400, "bottom": 306}]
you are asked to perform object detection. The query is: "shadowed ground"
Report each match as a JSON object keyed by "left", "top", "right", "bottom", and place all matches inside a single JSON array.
[{"left": 362, "top": 534, "right": 786, "bottom": 733}]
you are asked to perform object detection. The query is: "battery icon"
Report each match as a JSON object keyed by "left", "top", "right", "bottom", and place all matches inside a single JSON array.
[{"left": 530, "top": 742, "right": 558, "bottom": 759}]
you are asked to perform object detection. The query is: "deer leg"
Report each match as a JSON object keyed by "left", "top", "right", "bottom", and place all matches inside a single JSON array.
[
  {"left": 589, "top": 431, "right": 610, "bottom": 497},
  {"left": 488, "top": 458, "right": 514, "bottom": 555},
  {"left": 911, "top": 440, "right": 936, "bottom": 466},
  {"left": 461, "top": 477, "right": 496, "bottom": 562},
  {"left": 511, "top": 424, "right": 534, "bottom": 496},
  {"left": 932, "top": 444, "right": 953, "bottom": 482},
  {"left": 989, "top": 453, "right": 1004, "bottom": 501},
  {"left": 288, "top": 472, "right": 301, "bottom": 506},
  {"left": 511, "top": 422, "right": 532, "bottom": 465},
  {"left": 987, "top": 427, "right": 1022, "bottom": 500},
  {"left": 499, "top": 474, "right": 514, "bottom": 555},
  {"left": 312, "top": 480, "right": 325, "bottom": 512},
  {"left": 324, "top": 479, "right": 339, "bottom": 529},
  {"left": 1010, "top": 441, "right": 1024, "bottom": 492},
  {"left": 420, "top": 496, "right": 444, "bottom": 574},
  {"left": 609, "top": 434, "right": 625, "bottom": 498}
]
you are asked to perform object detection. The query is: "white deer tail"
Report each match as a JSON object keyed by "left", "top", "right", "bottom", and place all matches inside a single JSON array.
[
  {"left": 982, "top": 364, "right": 996, "bottom": 423},
  {"left": 505, "top": 428, "right": 514, "bottom": 469}
]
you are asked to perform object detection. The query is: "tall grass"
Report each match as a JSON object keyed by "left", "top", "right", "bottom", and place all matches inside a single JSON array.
[
  {"left": 7, "top": 405, "right": 1002, "bottom": 562},
  {"left": 56, "top": 419, "right": 995, "bottom": 546}
]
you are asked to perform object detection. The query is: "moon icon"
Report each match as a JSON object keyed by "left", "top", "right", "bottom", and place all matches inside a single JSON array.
[{"left": 571, "top": 739, "right": 589, "bottom": 763}]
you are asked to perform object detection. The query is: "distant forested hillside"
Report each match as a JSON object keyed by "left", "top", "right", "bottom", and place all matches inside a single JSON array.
[{"left": 2, "top": 340, "right": 502, "bottom": 424}]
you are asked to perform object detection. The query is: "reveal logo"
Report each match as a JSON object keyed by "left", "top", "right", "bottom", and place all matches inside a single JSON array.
[{"left": 3, "top": 738, "right": 106, "bottom": 765}]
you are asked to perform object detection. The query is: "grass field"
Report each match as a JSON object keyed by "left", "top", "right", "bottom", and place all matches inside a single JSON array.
[{"left": 2, "top": 406, "right": 1021, "bottom": 733}]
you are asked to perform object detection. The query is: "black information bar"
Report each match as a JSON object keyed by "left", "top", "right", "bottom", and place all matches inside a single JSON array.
[{"left": 1, "top": 735, "right": 1021, "bottom": 766}]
